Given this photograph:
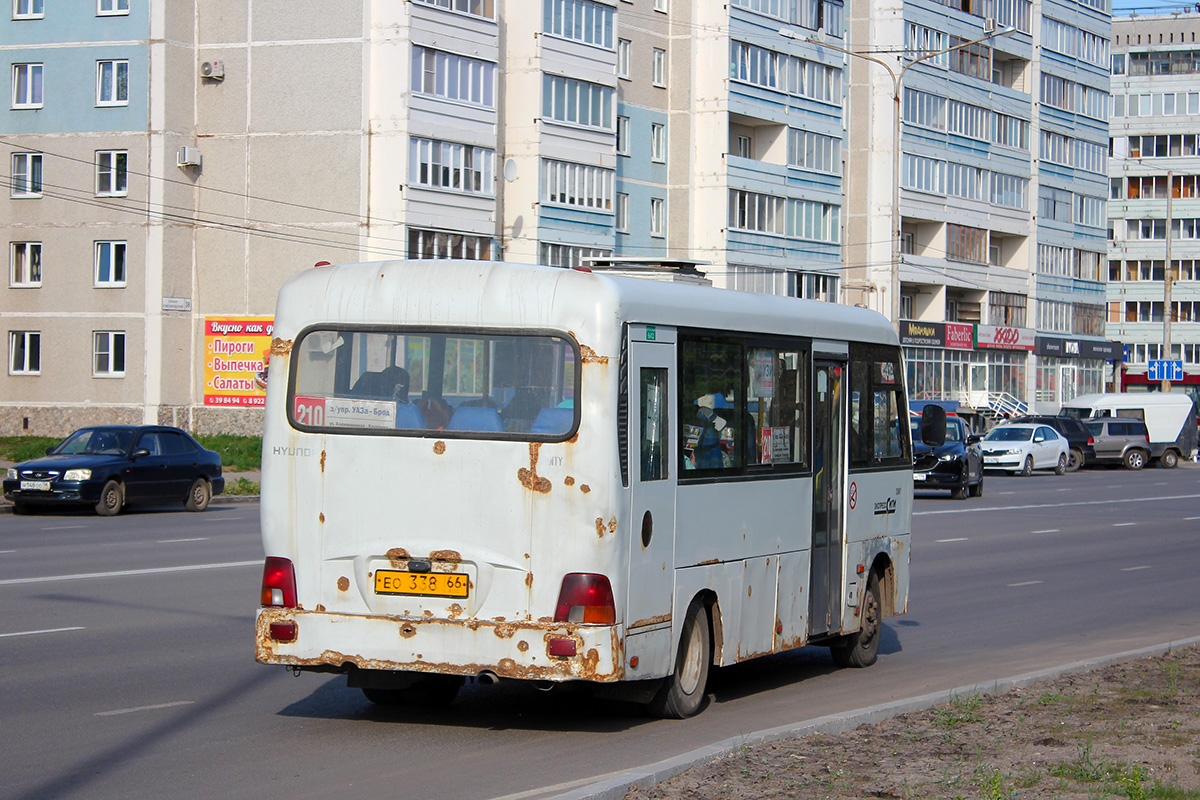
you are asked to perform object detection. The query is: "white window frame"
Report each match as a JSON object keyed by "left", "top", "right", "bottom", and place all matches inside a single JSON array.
[
  {"left": 652, "top": 48, "right": 666, "bottom": 87},
  {"left": 408, "top": 227, "right": 493, "bottom": 260},
  {"left": 541, "top": 158, "right": 614, "bottom": 211},
  {"left": 544, "top": 0, "right": 614, "bottom": 49},
  {"left": 9, "top": 330, "right": 40, "bottom": 375},
  {"left": 95, "top": 150, "right": 128, "bottom": 197},
  {"left": 10, "top": 241, "right": 41, "bottom": 287},
  {"left": 650, "top": 122, "right": 666, "bottom": 163},
  {"left": 409, "top": 136, "right": 495, "bottom": 195},
  {"left": 615, "top": 192, "right": 629, "bottom": 232},
  {"left": 11, "top": 152, "right": 42, "bottom": 198},
  {"left": 94, "top": 241, "right": 127, "bottom": 287},
  {"left": 653, "top": 0, "right": 667, "bottom": 10},
  {"left": 96, "top": 59, "right": 129, "bottom": 106},
  {"left": 542, "top": 74, "right": 614, "bottom": 130},
  {"left": 97, "top": 0, "right": 129, "bottom": 15},
  {"left": 12, "top": 63, "right": 43, "bottom": 108},
  {"left": 616, "top": 116, "right": 630, "bottom": 155},
  {"left": 13, "top": 0, "right": 44, "bottom": 18},
  {"left": 650, "top": 197, "right": 665, "bottom": 237},
  {"left": 413, "top": 0, "right": 495, "bottom": 19},
  {"left": 93, "top": 331, "right": 126, "bottom": 377},
  {"left": 617, "top": 39, "right": 631, "bottom": 79},
  {"left": 411, "top": 46, "right": 497, "bottom": 109}
]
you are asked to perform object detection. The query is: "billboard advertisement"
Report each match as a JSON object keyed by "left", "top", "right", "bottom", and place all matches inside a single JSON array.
[{"left": 203, "top": 316, "right": 274, "bottom": 407}]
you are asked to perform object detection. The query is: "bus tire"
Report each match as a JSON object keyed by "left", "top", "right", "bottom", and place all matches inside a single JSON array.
[
  {"left": 95, "top": 480, "right": 124, "bottom": 516},
  {"left": 831, "top": 572, "right": 881, "bottom": 669},
  {"left": 1160, "top": 450, "right": 1179, "bottom": 469},
  {"left": 648, "top": 600, "right": 710, "bottom": 719}
]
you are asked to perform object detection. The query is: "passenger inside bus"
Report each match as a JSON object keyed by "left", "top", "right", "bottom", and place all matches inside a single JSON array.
[
  {"left": 684, "top": 393, "right": 731, "bottom": 469},
  {"left": 350, "top": 365, "right": 410, "bottom": 402}
]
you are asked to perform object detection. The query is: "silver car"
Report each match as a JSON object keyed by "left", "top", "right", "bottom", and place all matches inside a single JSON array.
[{"left": 981, "top": 423, "right": 1069, "bottom": 476}]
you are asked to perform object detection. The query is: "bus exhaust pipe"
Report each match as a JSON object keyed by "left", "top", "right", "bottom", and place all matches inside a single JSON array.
[{"left": 476, "top": 670, "right": 500, "bottom": 685}]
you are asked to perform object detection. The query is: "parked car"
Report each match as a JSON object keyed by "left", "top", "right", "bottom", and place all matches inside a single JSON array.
[
  {"left": 1084, "top": 418, "right": 1153, "bottom": 470},
  {"left": 980, "top": 423, "right": 1069, "bottom": 476},
  {"left": 1009, "top": 414, "right": 1096, "bottom": 472},
  {"left": 3, "top": 426, "right": 224, "bottom": 516},
  {"left": 1060, "top": 393, "right": 1197, "bottom": 468},
  {"left": 911, "top": 414, "right": 983, "bottom": 499}
]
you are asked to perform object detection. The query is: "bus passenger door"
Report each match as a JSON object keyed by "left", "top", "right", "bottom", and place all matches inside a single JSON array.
[
  {"left": 809, "top": 360, "right": 845, "bottom": 638},
  {"left": 624, "top": 329, "right": 677, "bottom": 677}
]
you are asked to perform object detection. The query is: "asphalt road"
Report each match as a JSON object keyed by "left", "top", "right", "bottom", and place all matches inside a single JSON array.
[{"left": 2, "top": 467, "right": 1198, "bottom": 800}]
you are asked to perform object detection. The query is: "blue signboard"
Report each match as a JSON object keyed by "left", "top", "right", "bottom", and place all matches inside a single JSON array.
[{"left": 1148, "top": 359, "right": 1184, "bottom": 381}]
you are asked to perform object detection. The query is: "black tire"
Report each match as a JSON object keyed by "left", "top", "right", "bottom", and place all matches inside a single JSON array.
[
  {"left": 1066, "top": 448, "right": 1083, "bottom": 472},
  {"left": 1019, "top": 455, "right": 1034, "bottom": 477},
  {"left": 831, "top": 572, "right": 881, "bottom": 668},
  {"left": 362, "top": 675, "right": 462, "bottom": 707},
  {"left": 1124, "top": 449, "right": 1146, "bottom": 470},
  {"left": 184, "top": 478, "right": 211, "bottom": 512},
  {"left": 951, "top": 484, "right": 968, "bottom": 500},
  {"left": 1054, "top": 453, "right": 1067, "bottom": 476},
  {"left": 95, "top": 480, "right": 123, "bottom": 516},
  {"left": 969, "top": 478, "right": 983, "bottom": 498},
  {"left": 1160, "top": 450, "right": 1179, "bottom": 469},
  {"left": 11, "top": 502, "right": 30, "bottom": 515},
  {"left": 648, "top": 600, "right": 711, "bottom": 719}
]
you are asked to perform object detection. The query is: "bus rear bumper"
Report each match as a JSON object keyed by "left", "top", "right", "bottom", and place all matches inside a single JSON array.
[{"left": 255, "top": 607, "right": 624, "bottom": 683}]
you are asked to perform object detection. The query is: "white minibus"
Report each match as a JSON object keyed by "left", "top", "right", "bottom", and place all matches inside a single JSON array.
[
  {"left": 255, "top": 260, "right": 924, "bottom": 717},
  {"left": 1060, "top": 392, "right": 1198, "bottom": 467}
]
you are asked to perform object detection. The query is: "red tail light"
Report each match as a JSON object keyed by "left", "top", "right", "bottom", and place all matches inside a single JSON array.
[
  {"left": 261, "top": 557, "right": 297, "bottom": 608},
  {"left": 554, "top": 573, "right": 616, "bottom": 624},
  {"left": 1087, "top": 436, "right": 1094, "bottom": 445}
]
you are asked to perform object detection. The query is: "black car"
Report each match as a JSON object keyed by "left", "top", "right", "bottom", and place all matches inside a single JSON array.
[
  {"left": 911, "top": 414, "right": 984, "bottom": 499},
  {"left": 1009, "top": 414, "right": 1095, "bottom": 471},
  {"left": 3, "top": 426, "right": 224, "bottom": 516}
]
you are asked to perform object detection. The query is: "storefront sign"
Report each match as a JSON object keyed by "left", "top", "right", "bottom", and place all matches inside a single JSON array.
[
  {"left": 1035, "top": 336, "right": 1122, "bottom": 360},
  {"left": 945, "top": 323, "right": 974, "bottom": 350},
  {"left": 975, "top": 325, "right": 1034, "bottom": 351},
  {"left": 203, "top": 316, "right": 274, "bottom": 407},
  {"left": 899, "top": 321, "right": 945, "bottom": 347}
]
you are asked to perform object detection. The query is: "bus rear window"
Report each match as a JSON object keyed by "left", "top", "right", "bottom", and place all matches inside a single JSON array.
[{"left": 288, "top": 328, "right": 579, "bottom": 439}]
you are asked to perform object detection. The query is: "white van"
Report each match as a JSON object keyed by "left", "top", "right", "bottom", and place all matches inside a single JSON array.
[{"left": 1059, "top": 393, "right": 1198, "bottom": 467}]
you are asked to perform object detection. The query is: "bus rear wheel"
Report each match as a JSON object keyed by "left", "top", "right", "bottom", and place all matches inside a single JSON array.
[
  {"left": 831, "top": 572, "right": 881, "bottom": 668},
  {"left": 648, "top": 600, "right": 710, "bottom": 719}
]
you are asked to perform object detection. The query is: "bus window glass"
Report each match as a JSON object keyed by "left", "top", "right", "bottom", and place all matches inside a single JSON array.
[
  {"left": 747, "top": 347, "right": 805, "bottom": 465},
  {"left": 290, "top": 328, "right": 578, "bottom": 439},
  {"left": 679, "top": 338, "right": 744, "bottom": 472},
  {"left": 848, "top": 344, "right": 909, "bottom": 468},
  {"left": 640, "top": 367, "right": 668, "bottom": 481}
]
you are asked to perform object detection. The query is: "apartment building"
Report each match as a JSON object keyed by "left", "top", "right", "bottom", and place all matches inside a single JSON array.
[{"left": 1108, "top": 12, "right": 1200, "bottom": 404}]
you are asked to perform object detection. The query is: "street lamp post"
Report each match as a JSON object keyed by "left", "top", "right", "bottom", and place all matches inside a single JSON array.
[{"left": 781, "top": 25, "right": 1015, "bottom": 325}]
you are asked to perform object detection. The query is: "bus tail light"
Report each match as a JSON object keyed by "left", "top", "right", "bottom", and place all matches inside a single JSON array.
[
  {"left": 554, "top": 573, "right": 616, "bottom": 624},
  {"left": 261, "top": 557, "right": 298, "bottom": 608},
  {"left": 269, "top": 621, "right": 297, "bottom": 642}
]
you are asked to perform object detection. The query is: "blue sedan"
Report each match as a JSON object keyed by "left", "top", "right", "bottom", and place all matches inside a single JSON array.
[{"left": 3, "top": 426, "right": 225, "bottom": 516}]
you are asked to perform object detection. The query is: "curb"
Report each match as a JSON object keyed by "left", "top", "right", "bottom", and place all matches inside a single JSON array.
[
  {"left": 0, "top": 493, "right": 259, "bottom": 514},
  {"left": 547, "top": 634, "right": 1200, "bottom": 800}
]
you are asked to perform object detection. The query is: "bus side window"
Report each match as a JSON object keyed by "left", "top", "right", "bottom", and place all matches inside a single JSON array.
[{"left": 641, "top": 368, "right": 668, "bottom": 480}]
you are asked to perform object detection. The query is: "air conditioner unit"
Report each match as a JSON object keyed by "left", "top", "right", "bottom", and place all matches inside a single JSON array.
[
  {"left": 200, "top": 60, "right": 224, "bottom": 81},
  {"left": 983, "top": 17, "right": 997, "bottom": 34},
  {"left": 177, "top": 146, "right": 202, "bottom": 168}
]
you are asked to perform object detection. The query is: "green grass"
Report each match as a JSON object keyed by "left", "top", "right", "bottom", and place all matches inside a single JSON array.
[
  {"left": 222, "top": 477, "right": 261, "bottom": 496},
  {"left": 0, "top": 436, "right": 60, "bottom": 463},
  {"left": 1, "top": 434, "right": 262, "bottom": 473}
]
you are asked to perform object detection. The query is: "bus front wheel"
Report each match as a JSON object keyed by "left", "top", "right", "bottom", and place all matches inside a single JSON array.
[
  {"left": 831, "top": 573, "right": 881, "bottom": 668},
  {"left": 648, "top": 600, "right": 710, "bottom": 719}
]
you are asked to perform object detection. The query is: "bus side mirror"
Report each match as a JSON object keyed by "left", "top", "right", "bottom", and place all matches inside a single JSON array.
[{"left": 919, "top": 405, "right": 947, "bottom": 447}]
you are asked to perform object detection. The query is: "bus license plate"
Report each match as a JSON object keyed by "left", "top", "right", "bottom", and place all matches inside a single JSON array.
[
  {"left": 374, "top": 570, "right": 469, "bottom": 598},
  {"left": 21, "top": 480, "right": 51, "bottom": 491}
]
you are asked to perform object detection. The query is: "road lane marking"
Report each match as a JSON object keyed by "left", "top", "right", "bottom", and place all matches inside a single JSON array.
[
  {"left": 0, "top": 626, "right": 85, "bottom": 639},
  {"left": 1032, "top": 529, "right": 1059, "bottom": 534},
  {"left": 41, "top": 525, "right": 86, "bottom": 531},
  {"left": 916, "top": 493, "right": 1200, "bottom": 516},
  {"left": 1185, "top": 517, "right": 1200, "bottom": 521},
  {"left": 1113, "top": 522, "right": 1137, "bottom": 527},
  {"left": 0, "top": 550, "right": 16, "bottom": 554},
  {"left": 157, "top": 537, "right": 209, "bottom": 543},
  {"left": 1121, "top": 566, "right": 1151, "bottom": 572},
  {"left": 936, "top": 537, "right": 969, "bottom": 543},
  {"left": 1008, "top": 581, "right": 1043, "bottom": 587},
  {"left": 95, "top": 701, "right": 194, "bottom": 717},
  {"left": 0, "top": 560, "right": 260, "bottom": 587}
]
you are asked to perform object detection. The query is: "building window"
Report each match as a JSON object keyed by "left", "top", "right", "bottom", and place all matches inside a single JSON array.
[
  {"left": 988, "top": 291, "right": 1027, "bottom": 327},
  {"left": 789, "top": 198, "right": 840, "bottom": 243},
  {"left": 408, "top": 227, "right": 493, "bottom": 260},
  {"left": 650, "top": 197, "right": 665, "bottom": 237},
  {"left": 8, "top": 331, "right": 40, "bottom": 375},
  {"left": 409, "top": 137, "right": 495, "bottom": 195},
  {"left": 652, "top": 48, "right": 666, "bottom": 87},
  {"left": 544, "top": 0, "right": 614, "bottom": 49},
  {"left": 95, "top": 150, "right": 128, "bottom": 196},
  {"left": 617, "top": 39, "right": 631, "bottom": 78},
  {"left": 539, "top": 242, "right": 612, "bottom": 268},
  {"left": 542, "top": 74, "right": 613, "bottom": 129},
  {"left": 10, "top": 242, "right": 41, "bottom": 287},
  {"left": 542, "top": 158, "right": 614, "bottom": 211},
  {"left": 947, "top": 223, "right": 987, "bottom": 264},
  {"left": 616, "top": 116, "right": 630, "bottom": 155},
  {"left": 650, "top": 122, "right": 666, "bottom": 162},
  {"left": 95, "top": 241, "right": 126, "bottom": 287},
  {"left": 615, "top": 192, "right": 629, "bottom": 232},
  {"left": 97, "top": 0, "right": 129, "bottom": 14},
  {"left": 653, "top": 0, "right": 667, "bottom": 10},
  {"left": 787, "top": 129, "right": 841, "bottom": 174},
  {"left": 11, "top": 152, "right": 42, "bottom": 197},
  {"left": 1038, "top": 187, "right": 1072, "bottom": 223},
  {"left": 729, "top": 189, "right": 785, "bottom": 234},
  {"left": 93, "top": 331, "right": 126, "bottom": 377},
  {"left": 737, "top": 135, "right": 752, "bottom": 159},
  {"left": 11, "top": 63, "right": 43, "bottom": 108},
  {"left": 413, "top": 0, "right": 495, "bottom": 18},
  {"left": 96, "top": 60, "right": 129, "bottom": 106},
  {"left": 902, "top": 154, "right": 945, "bottom": 193},
  {"left": 412, "top": 46, "right": 496, "bottom": 108},
  {"left": 14, "top": 0, "right": 44, "bottom": 19}
]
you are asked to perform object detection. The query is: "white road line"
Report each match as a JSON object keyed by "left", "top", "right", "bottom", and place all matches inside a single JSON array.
[
  {"left": 0, "top": 550, "right": 16, "bottom": 554},
  {"left": 1113, "top": 522, "right": 1137, "bottom": 527},
  {"left": 157, "top": 537, "right": 209, "bottom": 543},
  {"left": 916, "top": 492, "right": 1200, "bottom": 516},
  {"left": 1121, "top": 566, "right": 1151, "bottom": 572},
  {"left": 1184, "top": 517, "right": 1200, "bottom": 521},
  {"left": 1032, "top": 529, "right": 1059, "bottom": 534},
  {"left": 95, "top": 701, "right": 194, "bottom": 717},
  {"left": 996, "top": 491, "right": 1016, "bottom": 495},
  {"left": 936, "top": 537, "right": 969, "bottom": 543},
  {"left": 1008, "top": 581, "right": 1043, "bottom": 587},
  {"left": 41, "top": 525, "right": 85, "bottom": 531},
  {"left": 0, "top": 560, "right": 260, "bottom": 587},
  {"left": 0, "top": 626, "right": 85, "bottom": 639}
]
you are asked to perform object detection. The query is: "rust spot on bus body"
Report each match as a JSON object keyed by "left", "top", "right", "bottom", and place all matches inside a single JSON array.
[
  {"left": 433, "top": 441, "right": 445, "bottom": 455},
  {"left": 399, "top": 623, "right": 417, "bottom": 639},
  {"left": 315, "top": 604, "right": 326, "bottom": 613},
  {"left": 578, "top": 344, "right": 608, "bottom": 365},
  {"left": 608, "top": 518, "right": 617, "bottom": 533},
  {"left": 430, "top": 550, "right": 461, "bottom": 563},
  {"left": 270, "top": 337, "right": 293, "bottom": 356},
  {"left": 628, "top": 613, "right": 671, "bottom": 630},
  {"left": 580, "top": 484, "right": 591, "bottom": 494},
  {"left": 319, "top": 512, "right": 325, "bottom": 524},
  {"left": 525, "top": 572, "right": 534, "bottom": 588},
  {"left": 564, "top": 476, "right": 575, "bottom": 486},
  {"left": 694, "top": 558, "right": 720, "bottom": 566},
  {"left": 518, "top": 442, "right": 552, "bottom": 493},
  {"left": 595, "top": 518, "right": 605, "bottom": 538},
  {"left": 337, "top": 576, "right": 350, "bottom": 592},
  {"left": 320, "top": 450, "right": 326, "bottom": 472}
]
